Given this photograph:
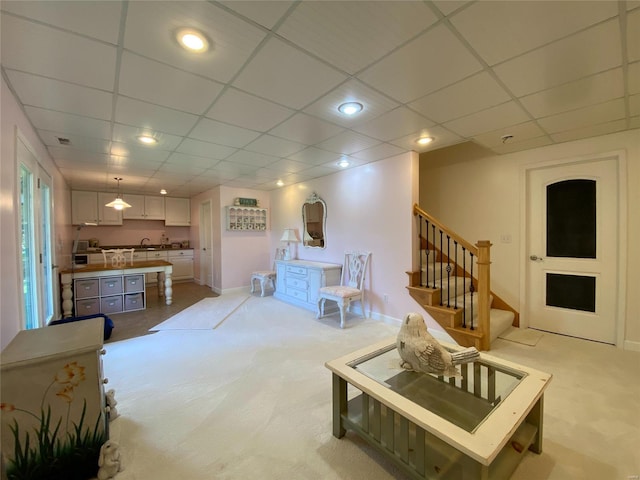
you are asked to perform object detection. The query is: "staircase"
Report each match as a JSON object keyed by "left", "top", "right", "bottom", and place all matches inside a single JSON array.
[{"left": 406, "top": 205, "right": 518, "bottom": 351}]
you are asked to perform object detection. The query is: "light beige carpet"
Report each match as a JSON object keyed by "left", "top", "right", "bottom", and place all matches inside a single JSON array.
[
  {"left": 149, "top": 293, "right": 249, "bottom": 330},
  {"left": 497, "top": 326, "right": 544, "bottom": 346}
]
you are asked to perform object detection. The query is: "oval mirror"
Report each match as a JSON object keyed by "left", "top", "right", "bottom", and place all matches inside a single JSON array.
[{"left": 302, "top": 193, "right": 326, "bottom": 249}]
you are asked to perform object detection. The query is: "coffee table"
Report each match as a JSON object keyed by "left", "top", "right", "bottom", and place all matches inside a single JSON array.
[{"left": 325, "top": 337, "right": 552, "bottom": 480}]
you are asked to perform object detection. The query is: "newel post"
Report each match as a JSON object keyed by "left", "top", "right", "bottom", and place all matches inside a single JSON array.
[{"left": 476, "top": 240, "right": 492, "bottom": 351}]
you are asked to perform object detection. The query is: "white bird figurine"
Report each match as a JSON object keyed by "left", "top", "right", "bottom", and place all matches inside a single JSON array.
[{"left": 396, "top": 312, "right": 480, "bottom": 377}]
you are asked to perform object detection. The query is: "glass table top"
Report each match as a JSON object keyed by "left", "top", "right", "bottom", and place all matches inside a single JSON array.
[{"left": 348, "top": 344, "right": 526, "bottom": 433}]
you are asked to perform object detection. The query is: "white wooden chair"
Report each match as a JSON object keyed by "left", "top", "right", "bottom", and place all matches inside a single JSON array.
[
  {"left": 250, "top": 248, "right": 283, "bottom": 297},
  {"left": 101, "top": 248, "right": 135, "bottom": 267},
  {"left": 317, "top": 251, "right": 371, "bottom": 328}
]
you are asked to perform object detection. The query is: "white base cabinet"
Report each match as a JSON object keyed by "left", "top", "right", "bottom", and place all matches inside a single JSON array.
[
  {"left": 274, "top": 260, "right": 341, "bottom": 311},
  {"left": 168, "top": 249, "right": 194, "bottom": 280}
]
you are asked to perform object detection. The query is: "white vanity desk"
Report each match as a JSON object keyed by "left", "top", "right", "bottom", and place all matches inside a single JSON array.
[{"left": 274, "top": 260, "right": 341, "bottom": 311}]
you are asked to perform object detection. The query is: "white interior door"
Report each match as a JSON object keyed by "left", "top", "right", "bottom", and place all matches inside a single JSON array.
[
  {"left": 526, "top": 157, "right": 618, "bottom": 344},
  {"left": 200, "top": 200, "right": 213, "bottom": 288}
]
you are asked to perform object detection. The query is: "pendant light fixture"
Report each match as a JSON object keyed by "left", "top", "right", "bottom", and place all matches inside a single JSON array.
[{"left": 105, "top": 177, "right": 131, "bottom": 210}]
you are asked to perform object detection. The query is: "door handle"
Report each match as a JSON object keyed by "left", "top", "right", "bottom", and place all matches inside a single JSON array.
[{"left": 529, "top": 255, "right": 544, "bottom": 261}]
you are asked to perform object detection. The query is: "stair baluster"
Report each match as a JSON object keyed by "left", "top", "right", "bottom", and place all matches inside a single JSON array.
[
  {"left": 454, "top": 241, "right": 459, "bottom": 310},
  {"left": 469, "top": 254, "right": 475, "bottom": 331},
  {"left": 439, "top": 230, "right": 443, "bottom": 306},
  {"left": 462, "top": 248, "right": 467, "bottom": 328},
  {"left": 446, "top": 235, "right": 451, "bottom": 308}
]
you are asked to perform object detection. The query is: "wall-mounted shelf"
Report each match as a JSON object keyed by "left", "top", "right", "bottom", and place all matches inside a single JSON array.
[{"left": 226, "top": 206, "right": 268, "bottom": 231}]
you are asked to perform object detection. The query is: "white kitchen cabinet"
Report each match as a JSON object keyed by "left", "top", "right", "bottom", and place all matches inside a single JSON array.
[
  {"left": 165, "top": 197, "right": 191, "bottom": 226},
  {"left": 168, "top": 249, "right": 194, "bottom": 280},
  {"left": 122, "top": 194, "right": 165, "bottom": 220},
  {"left": 145, "top": 250, "right": 168, "bottom": 283},
  {"left": 72, "top": 191, "right": 122, "bottom": 225}
]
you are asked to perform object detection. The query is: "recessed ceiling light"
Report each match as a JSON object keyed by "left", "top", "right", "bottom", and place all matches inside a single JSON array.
[
  {"left": 416, "top": 136, "right": 434, "bottom": 146},
  {"left": 176, "top": 28, "right": 209, "bottom": 53},
  {"left": 338, "top": 102, "right": 363, "bottom": 116},
  {"left": 276, "top": 180, "right": 284, "bottom": 187},
  {"left": 160, "top": 189, "right": 167, "bottom": 195},
  {"left": 137, "top": 135, "right": 157, "bottom": 145},
  {"left": 337, "top": 157, "right": 350, "bottom": 168}
]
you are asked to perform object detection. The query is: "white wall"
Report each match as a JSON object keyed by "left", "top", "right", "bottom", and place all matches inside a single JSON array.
[
  {"left": 420, "top": 129, "right": 640, "bottom": 348},
  {"left": 1, "top": 77, "right": 71, "bottom": 349}
]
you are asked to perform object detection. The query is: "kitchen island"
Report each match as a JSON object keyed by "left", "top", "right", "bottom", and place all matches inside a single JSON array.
[{"left": 60, "top": 260, "right": 173, "bottom": 317}]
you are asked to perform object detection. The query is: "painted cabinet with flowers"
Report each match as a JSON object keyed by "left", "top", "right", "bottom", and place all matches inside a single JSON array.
[{"left": 0, "top": 318, "right": 108, "bottom": 480}]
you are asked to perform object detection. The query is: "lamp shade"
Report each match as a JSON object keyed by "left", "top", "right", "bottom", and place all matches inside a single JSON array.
[
  {"left": 280, "top": 228, "right": 300, "bottom": 243},
  {"left": 104, "top": 196, "right": 132, "bottom": 210}
]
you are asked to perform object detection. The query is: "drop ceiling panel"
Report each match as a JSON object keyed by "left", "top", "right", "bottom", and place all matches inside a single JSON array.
[
  {"left": 353, "top": 107, "right": 434, "bottom": 142},
  {"left": 494, "top": 19, "right": 622, "bottom": 97},
  {"left": 112, "top": 124, "right": 184, "bottom": 151},
  {"left": 6, "top": 70, "right": 112, "bottom": 120},
  {"left": 628, "top": 8, "right": 640, "bottom": 62},
  {"left": 432, "top": 1, "right": 470, "bottom": 17},
  {"left": 38, "top": 130, "right": 110, "bottom": 153},
  {"left": 24, "top": 107, "right": 111, "bottom": 139},
  {"left": 472, "top": 121, "right": 547, "bottom": 149},
  {"left": 450, "top": 1, "right": 619, "bottom": 65},
  {"left": 47, "top": 146, "right": 109, "bottom": 165},
  {"left": 220, "top": 1, "right": 293, "bottom": 29},
  {"left": 303, "top": 79, "right": 400, "bottom": 127},
  {"left": 537, "top": 99, "right": 627, "bottom": 134},
  {"left": 519, "top": 68, "right": 624, "bottom": 118},
  {"left": 115, "top": 97, "right": 199, "bottom": 136},
  {"left": 123, "top": 1, "right": 267, "bottom": 83},
  {"left": 188, "top": 118, "right": 261, "bottom": 148},
  {"left": 288, "top": 147, "right": 340, "bottom": 165},
  {"left": 109, "top": 142, "right": 171, "bottom": 164},
  {"left": 175, "top": 138, "right": 237, "bottom": 160},
  {"left": 357, "top": 24, "right": 483, "bottom": 103},
  {"left": 491, "top": 136, "right": 553, "bottom": 155},
  {"left": 276, "top": 1, "right": 438, "bottom": 74},
  {"left": 266, "top": 158, "right": 311, "bottom": 174},
  {"left": 444, "top": 101, "right": 530, "bottom": 138},
  {"left": 232, "top": 37, "right": 347, "bottom": 109},
  {"left": 409, "top": 72, "right": 511, "bottom": 123},
  {"left": 157, "top": 162, "right": 207, "bottom": 176},
  {"left": 350, "top": 143, "right": 405, "bottom": 162},
  {"left": 269, "top": 113, "right": 344, "bottom": 145},
  {"left": 390, "top": 126, "right": 464, "bottom": 152},
  {"left": 243, "top": 135, "right": 306, "bottom": 157},
  {"left": 118, "top": 52, "right": 224, "bottom": 115},
  {"left": 1, "top": 15, "right": 116, "bottom": 90},
  {"left": 316, "top": 131, "right": 380, "bottom": 155},
  {"left": 225, "top": 150, "right": 281, "bottom": 168},
  {"left": 630, "top": 62, "right": 640, "bottom": 95},
  {"left": 631, "top": 94, "right": 640, "bottom": 116},
  {"left": 205, "top": 88, "right": 295, "bottom": 132},
  {"left": 551, "top": 118, "right": 630, "bottom": 144}
]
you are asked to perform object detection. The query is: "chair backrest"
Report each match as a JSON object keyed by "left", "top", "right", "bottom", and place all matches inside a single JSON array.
[
  {"left": 341, "top": 251, "right": 371, "bottom": 290},
  {"left": 101, "top": 248, "right": 135, "bottom": 267}
]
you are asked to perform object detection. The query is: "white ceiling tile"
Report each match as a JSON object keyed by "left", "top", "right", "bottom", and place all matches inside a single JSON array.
[
  {"left": 269, "top": 113, "right": 344, "bottom": 145},
  {"left": 188, "top": 118, "right": 261, "bottom": 148},
  {"left": 491, "top": 136, "right": 554, "bottom": 155},
  {"left": 444, "top": 101, "right": 530, "bottom": 138},
  {"left": 630, "top": 94, "right": 640, "bottom": 116},
  {"left": 353, "top": 107, "right": 434, "bottom": 142},
  {"left": 390, "top": 126, "right": 464, "bottom": 152},
  {"left": 225, "top": 151, "right": 280, "bottom": 168},
  {"left": 277, "top": 1, "right": 438, "bottom": 74},
  {"left": 278, "top": 172, "right": 314, "bottom": 185},
  {"left": 24, "top": 107, "right": 111, "bottom": 139},
  {"left": 109, "top": 142, "right": 171, "bottom": 163},
  {"left": 537, "top": 99, "right": 627, "bottom": 134},
  {"left": 495, "top": 19, "right": 622, "bottom": 97},
  {"left": 629, "top": 116, "right": 640, "bottom": 129},
  {"left": 6, "top": 70, "right": 112, "bottom": 120},
  {"left": 297, "top": 165, "right": 336, "bottom": 178},
  {"left": 109, "top": 156, "right": 163, "bottom": 172},
  {"left": 115, "top": 97, "right": 199, "bottom": 136},
  {"left": 38, "top": 130, "right": 110, "bottom": 153},
  {"left": 303, "top": 79, "right": 400, "bottom": 128},
  {"left": 472, "top": 121, "right": 547, "bottom": 149},
  {"left": 628, "top": 8, "right": 640, "bottom": 63},
  {"left": 1, "top": 15, "right": 116, "bottom": 90},
  {"left": 118, "top": 52, "right": 224, "bottom": 115},
  {"left": 357, "top": 24, "right": 482, "bottom": 103},
  {"left": 266, "top": 158, "right": 311, "bottom": 174},
  {"left": 450, "top": 1, "right": 619, "bottom": 65},
  {"left": 350, "top": 143, "right": 405, "bottom": 162},
  {"left": 209, "top": 161, "right": 257, "bottom": 177},
  {"left": 316, "top": 131, "right": 380, "bottom": 155},
  {"left": 550, "top": 118, "right": 630, "bottom": 144},
  {"left": 432, "top": 2, "right": 470, "bottom": 17},
  {"left": 219, "top": 1, "right": 293, "bottom": 29},
  {"left": 629, "top": 62, "right": 640, "bottom": 95},
  {"left": 409, "top": 71, "right": 511, "bottom": 123},
  {"left": 244, "top": 135, "right": 306, "bottom": 157},
  {"left": 205, "top": 88, "right": 294, "bottom": 132},
  {"left": 288, "top": 147, "right": 339, "bottom": 165},
  {"left": 47, "top": 146, "right": 109, "bottom": 165},
  {"left": 112, "top": 124, "right": 184, "bottom": 151},
  {"left": 123, "top": 2, "right": 266, "bottom": 83},
  {"left": 232, "top": 37, "right": 347, "bottom": 109},
  {"left": 158, "top": 162, "right": 207, "bottom": 176},
  {"left": 164, "top": 153, "right": 219, "bottom": 169},
  {"left": 1, "top": 1, "right": 122, "bottom": 43},
  {"left": 519, "top": 69, "right": 624, "bottom": 118},
  {"left": 252, "top": 167, "right": 282, "bottom": 180},
  {"left": 175, "top": 138, "right": 237, "bottom": 160}
]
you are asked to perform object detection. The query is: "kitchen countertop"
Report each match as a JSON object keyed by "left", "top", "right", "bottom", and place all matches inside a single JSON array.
[{"left": 77, "top": 246, "right": 192, "bottom": 254}]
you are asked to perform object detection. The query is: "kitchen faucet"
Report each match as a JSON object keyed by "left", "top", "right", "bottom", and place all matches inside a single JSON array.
[{"left": 140, "top": 237, "right": 150, "bottom": 246}]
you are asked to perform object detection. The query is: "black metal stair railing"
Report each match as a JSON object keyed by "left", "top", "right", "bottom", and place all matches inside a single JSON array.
[{"left": 418, "top": 212, "right": 476, "bottom": 330}]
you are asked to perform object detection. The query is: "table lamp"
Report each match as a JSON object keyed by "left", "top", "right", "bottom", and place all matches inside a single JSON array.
[{"left": 280, "top": 228, "right": 300, "bottom": 260}]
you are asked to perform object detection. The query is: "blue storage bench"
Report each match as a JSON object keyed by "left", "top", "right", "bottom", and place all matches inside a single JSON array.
[{"left": 50, "top": 313, "right": 114, "bottom": 340}]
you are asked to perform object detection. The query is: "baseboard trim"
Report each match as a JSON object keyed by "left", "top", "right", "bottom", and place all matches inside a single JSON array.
[
  {"left": 368, "top": 310, "right": 454, "bottom": 343},
  {"left": 623, "top": 339, "right": 640, "bottom": 352}
]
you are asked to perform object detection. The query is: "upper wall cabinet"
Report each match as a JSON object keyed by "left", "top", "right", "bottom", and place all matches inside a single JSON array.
[
  {"left": 122, "top": 194, "right": 165, "bottom": 220},
  {"left": 71, "top": 191, "right": 122, "bottom": 225},
  {"left": 165, "top": 197, "right": 191, "bottom": 226}
]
